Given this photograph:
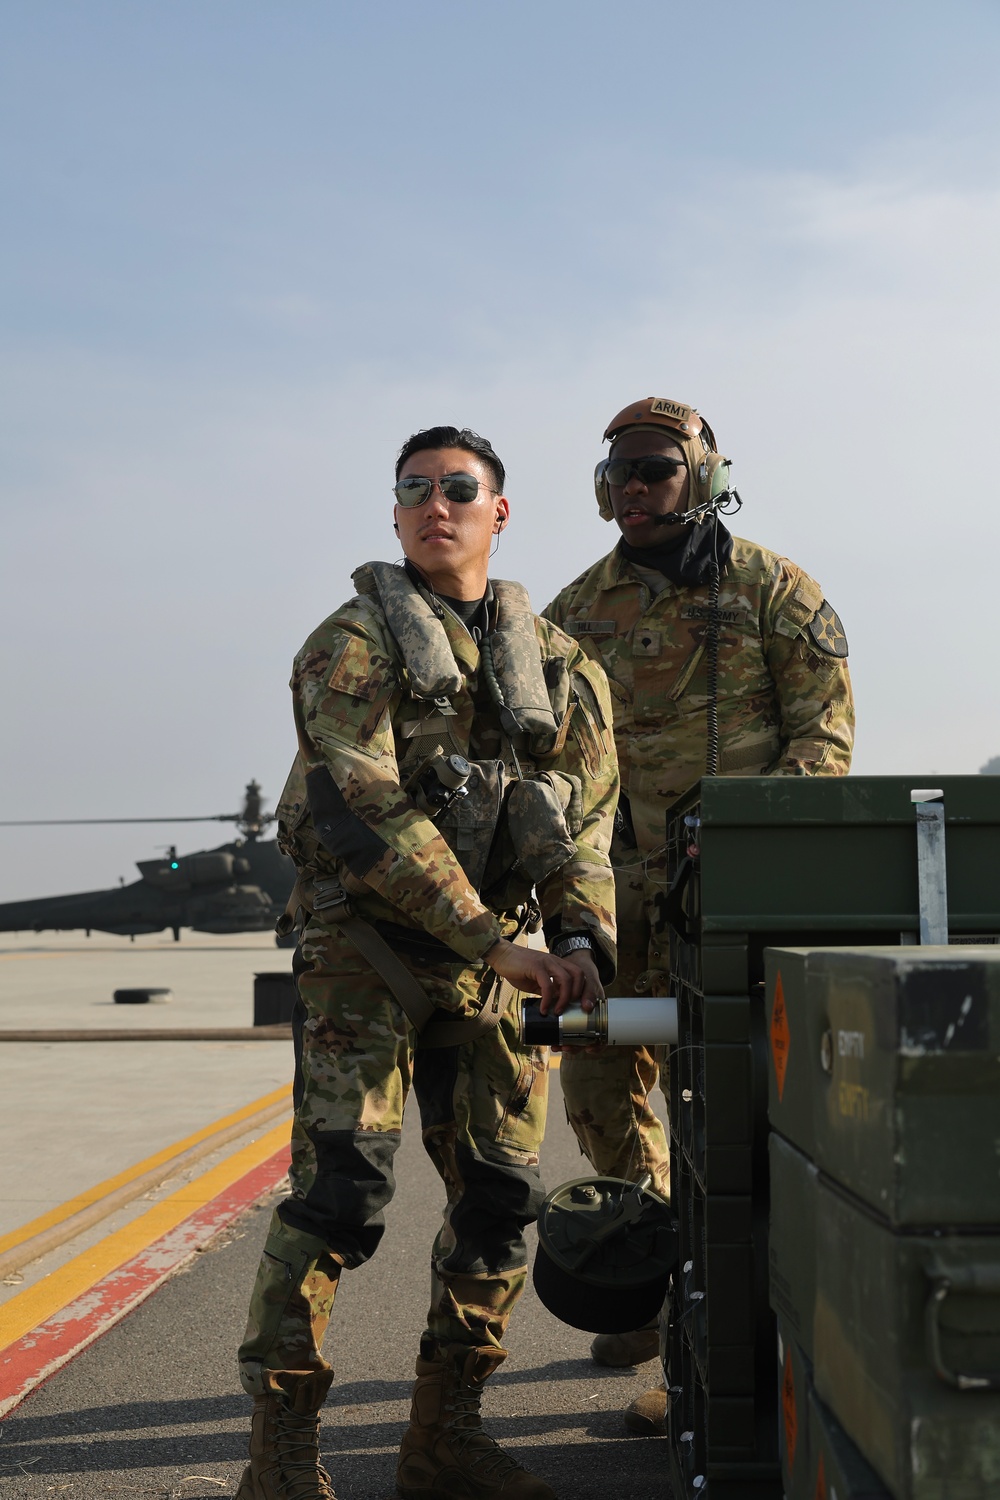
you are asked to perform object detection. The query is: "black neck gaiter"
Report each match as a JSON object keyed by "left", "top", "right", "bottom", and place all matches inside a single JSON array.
[
  {"left": 620, "top": 517, "right": 734, "bottom": 586},
  {"left": 439, "top": 592, "right": 489, "bottom": 640},
  {"left": 403, "top": 559, "right": 490, "bottom": 639}
]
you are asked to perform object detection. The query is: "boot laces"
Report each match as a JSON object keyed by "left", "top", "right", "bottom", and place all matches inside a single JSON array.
[
  {"left": 442, "top": 1382, "right": 521, "bottom": 1482},
  {"left": 268, "top": 1402, "right": 336, "bottom": 1500}
]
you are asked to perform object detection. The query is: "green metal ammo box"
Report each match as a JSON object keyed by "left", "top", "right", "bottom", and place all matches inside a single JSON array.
[
  {"left": 806, "top": 1388, "right": 891, "bottom": 1499},
  {"left": 777, "top": 1310, "right": 894, "bottom": 1499},
  {"left": 766, "top": 947, "right": 1000, "bottom": 1225},
  {"left": 663, "top": 776, "right": 1000, "bottom": 1500},
  {"left": 775, "top": 1302, "right": 894, "bottom": 1499},
  {"left": 766, "top": 949, "right": 1000, "bottom": 1496},
  {"left": 769, "top": 1131, "right": 820, "bottom": 1361},
  {"left": 776, "top": 1315, "right": 813, "bottom": 1499},
  {"left": 814, "top": 1170, "right": 1000, "bottom": 1498},
  {"left": 770, "top": 1130, "right": 1000, "bottom": 1498}
]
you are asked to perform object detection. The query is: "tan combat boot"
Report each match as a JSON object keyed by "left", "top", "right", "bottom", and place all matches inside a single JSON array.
[
  {"left": 396, "top": 1345, "right": 556, "bottom": 1499},
  {"left": 589, "top": 1319, "right": 660, "bottom": 1368},
  {"left": 234, "top": 1368, "right": 336, "bottom": 1500},
  {"left": 622, "top": 1379, "right": 669, "bottom": 1437}
]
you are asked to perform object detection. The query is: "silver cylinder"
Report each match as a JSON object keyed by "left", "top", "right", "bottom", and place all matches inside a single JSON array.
[{"left": 521, "top": 995, "right": 678, "bottom": 1048}]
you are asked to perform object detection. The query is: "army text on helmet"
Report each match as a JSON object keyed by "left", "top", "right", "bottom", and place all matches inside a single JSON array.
[{"left": 602, "top": 396, "right": 717, "bottom": 448}]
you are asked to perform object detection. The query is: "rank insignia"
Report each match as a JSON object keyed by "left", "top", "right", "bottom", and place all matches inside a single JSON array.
[
  {"left": 632, "top": 630, "right": 661, "bottom": 657},
  {"left": 808, "top": 601, "right": 849, "bottom": 658}
]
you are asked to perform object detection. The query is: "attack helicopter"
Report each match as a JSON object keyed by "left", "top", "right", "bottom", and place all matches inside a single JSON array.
[{"left": 0, "top": 781, "right": 295, "bottom": 942}]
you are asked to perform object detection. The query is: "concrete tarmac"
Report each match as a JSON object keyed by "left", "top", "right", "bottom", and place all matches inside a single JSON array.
[
  {"left": 0, "top": 1084, "right": 671, "bottom": 1500},
  {"left": 0, "top": 931, "right": 291, "bottom": 1235}
]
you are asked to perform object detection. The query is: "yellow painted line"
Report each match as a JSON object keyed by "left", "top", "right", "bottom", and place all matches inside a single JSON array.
[
  {"left": 0, "top": 1084, "right": 292, "bottom": 1258},
  {"left": 0, "top": 1118, "right": 290, "bottom": 1351},
  {"left": 0, "top": 952, "right": 84, "bottom": 961}
]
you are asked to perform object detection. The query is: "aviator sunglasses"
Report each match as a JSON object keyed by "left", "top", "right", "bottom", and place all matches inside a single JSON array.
[
  {"left": 605, "top": 455, "right": 687, "bottom": 487},
  {"left": 393, "top": 472, "right": 497, "bottom": 507}
]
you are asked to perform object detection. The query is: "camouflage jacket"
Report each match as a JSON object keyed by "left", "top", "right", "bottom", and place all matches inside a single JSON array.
[
  {"left": 277, "top": 563, "right": 618, "bottom": 974},
  {"left": 544, "top": 536, "right": 854, "bottom": 865}
]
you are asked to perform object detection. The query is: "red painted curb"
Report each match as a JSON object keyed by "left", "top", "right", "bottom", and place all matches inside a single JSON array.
[{"left": 0, "top": 1145, "right": 290, "bottom": 1417}]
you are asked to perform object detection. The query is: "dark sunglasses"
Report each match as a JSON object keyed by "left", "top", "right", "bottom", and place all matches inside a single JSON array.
[
  {"left": 393, "top": 472, "right": 495, "bottom": 507},
  {"left": 605, "top": 456, "right": 687, "bottom": 487}
]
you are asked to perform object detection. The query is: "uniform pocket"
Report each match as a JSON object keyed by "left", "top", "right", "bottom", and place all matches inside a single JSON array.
[
  {"left": 309, "top": 695, "right": 393, "bottom": 760},
  {"left": 307, "top": 634, "right": 398, "bottom": 761},
  {"left": 451, "top": 1002, "right": 550, "bottom": 1158},
  {"left": 493, "top": 1007, "right": 550, "bottom": 1154},
  {"left": 572, "top": 687, "right": 612, "bottom": 776}
]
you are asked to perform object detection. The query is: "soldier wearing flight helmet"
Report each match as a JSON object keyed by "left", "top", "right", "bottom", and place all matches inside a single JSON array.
[{"left": 543, "top": 396, "right": 854, "bottom": 1430}]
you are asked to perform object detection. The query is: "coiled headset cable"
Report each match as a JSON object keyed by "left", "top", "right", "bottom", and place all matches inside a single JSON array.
[{"left": 704, "top": 511, "right": 722, "bottom": 778}]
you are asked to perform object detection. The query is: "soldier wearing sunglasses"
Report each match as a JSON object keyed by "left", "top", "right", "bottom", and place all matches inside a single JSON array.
[
  {"left": 234, "top": 425, "right": 618, "bottom": 1500},
  {"left": 543, "top": 397, "right": 855, "bottom": 1434}
]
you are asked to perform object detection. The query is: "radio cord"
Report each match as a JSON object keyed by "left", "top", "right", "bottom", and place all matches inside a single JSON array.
[
  {"left": 480, "top": 633, "right": 524, "bottom": 780},
  {"left": 704, "top": 509, "right": 721, "bottom": 777}
]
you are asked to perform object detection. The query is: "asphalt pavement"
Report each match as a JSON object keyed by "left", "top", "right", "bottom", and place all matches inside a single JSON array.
[{"left": 0, "top": 1073, "right": 671, "bottom": 1500}]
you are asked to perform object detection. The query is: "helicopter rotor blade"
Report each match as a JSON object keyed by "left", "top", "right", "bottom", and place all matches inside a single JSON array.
[{"left": 0, "top": 814, "right": 242, "bottom": 827}]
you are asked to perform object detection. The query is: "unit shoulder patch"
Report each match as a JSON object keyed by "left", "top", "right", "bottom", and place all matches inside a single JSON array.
[{"left": 808, "top": 601, "right": 849, "bottom": 658}]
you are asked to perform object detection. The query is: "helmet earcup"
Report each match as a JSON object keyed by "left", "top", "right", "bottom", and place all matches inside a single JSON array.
[
  {"left": 594, "top": 459, "right": 614, "bottom": 521},
  {"left": 696, "top": 451, "right": 732, "bottom": 507}
]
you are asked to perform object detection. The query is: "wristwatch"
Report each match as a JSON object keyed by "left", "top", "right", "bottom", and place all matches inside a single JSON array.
[{"left": 551, "top": 934, "right": 594, "bottom": 958}]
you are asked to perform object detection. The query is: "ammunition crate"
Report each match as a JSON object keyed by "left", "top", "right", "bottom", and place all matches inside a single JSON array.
[
  {"left": 776, "top": 1317, "right": 812, "bottom": 1500},
  {"left": 806, "top": 1388, "right": 891, "bottom": 1500},
  {"left": 768, "top": 1133, "right": 819, "bottom": 1362},
  {"left": 663, "top": 777, "right": 1000, "bottom": 1500},
  {"left": 766, "top": 947, "right": 1000, "bottom": 1225},
  {"left": 770, "top": 1130, "right": 1000, "bottom": 1498},
  {"left": 668, "top": 777, "right": 1000, "bottom": 990},
  {"left": 778, "top": 1327, "right": 892, "bottom": 1500},
  {"left": 813, "top": 1174, "right": 1000, "bottom": 1499}
]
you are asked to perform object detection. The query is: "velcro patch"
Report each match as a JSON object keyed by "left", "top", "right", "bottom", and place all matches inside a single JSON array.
[
  {"left": 808, "top": 601, "right": 849, "bottom": 658},
  {"left": 681, "top": 604, "right": 750, "bottom": 627},
  {"left": 565, "top": 619, "right": 618, "bottom": 637},
  {"left": 632, "top": 630, "right": 661, "bottom": 657},
  {"left": 650, "top": 398, "right": 693, "bottom": 423},
  {"left": 327, "top": 634, "right": 388, "bottom": 700}
]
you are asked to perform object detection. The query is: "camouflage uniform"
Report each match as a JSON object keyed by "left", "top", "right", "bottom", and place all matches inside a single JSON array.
[
  {"left": 239, "top": 562, "right": 618, "bottom": 1395},
  {"left": 544, "top": 535, "right": 854, "bottom": 1195}
]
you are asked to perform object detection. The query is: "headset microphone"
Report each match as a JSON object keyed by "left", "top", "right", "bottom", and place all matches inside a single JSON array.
[
  {"left": 654, "top": 488, "right": 742, "bottom": 524},
  {"left": 650, "top": 495, "right": 725, "bottom": 527}
]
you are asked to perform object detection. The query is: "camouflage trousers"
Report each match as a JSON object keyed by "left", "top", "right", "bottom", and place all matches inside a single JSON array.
[
  {"left": 238, "top": 918, "right": 550, "bottom": 1394},
  {"left": 559, "top": 853, "right": 671, "bottom": 1198}
]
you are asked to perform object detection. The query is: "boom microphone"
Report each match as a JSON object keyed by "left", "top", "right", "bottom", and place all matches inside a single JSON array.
[
  {"left": 651, "top": 497, "right": 717, "bottom": 527},
  {"left": 650, "top": 488, "right": 742, "bottom": 527}
]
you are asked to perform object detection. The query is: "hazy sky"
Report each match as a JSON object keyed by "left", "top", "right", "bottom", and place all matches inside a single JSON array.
[{"left": 2, "top": 1, "right": 999, "bottom": 900}]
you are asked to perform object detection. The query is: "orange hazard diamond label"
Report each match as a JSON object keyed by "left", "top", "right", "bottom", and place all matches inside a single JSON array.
[
  {"left": 814, "top": 1452, "right": 827, "bottom": 1499},
  {"left": 771, "top": 970, "right": 790, "bottom": 1102},
  {"left": 782, "top": 1343, "right": 798, "bottom": 1471}
]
